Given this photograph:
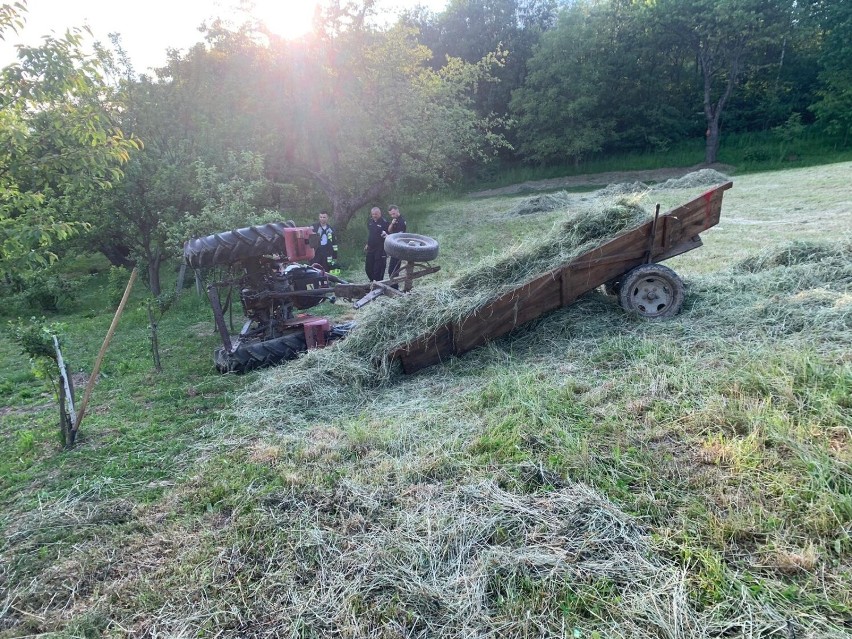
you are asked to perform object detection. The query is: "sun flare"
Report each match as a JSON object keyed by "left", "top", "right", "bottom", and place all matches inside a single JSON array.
[{"left": 252, "top": 0, "right": 320, "bottom": 40}]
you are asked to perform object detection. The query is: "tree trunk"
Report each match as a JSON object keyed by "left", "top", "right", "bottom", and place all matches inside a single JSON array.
[
  {"left": 332, "top": 201, "right": 359, "bottom": 234},
  {"left": 148, "top": 251, "right": 163, "bottom": 297},
  {"left": 705, "top": 120, "right": 720, "bottom": 164},
  {"left": 700, "top": 51, "right": 738, "bottom": 165},
  {"left": 99, "top": 243, "right": 134, "bottom": 269}
]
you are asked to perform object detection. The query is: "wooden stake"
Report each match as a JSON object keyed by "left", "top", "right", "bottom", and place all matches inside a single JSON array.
[
  {"left": 71, "top": 267, "right": 138, "bottom": 443},
  {"left": 147, "top": 300, "right": 162, "bottom": 372},
  {"left": 52, "top": 335, "right": 77, "bottom": 429},
  {"left": 175, "top": 262, "right": 187, "bottom": 298}
]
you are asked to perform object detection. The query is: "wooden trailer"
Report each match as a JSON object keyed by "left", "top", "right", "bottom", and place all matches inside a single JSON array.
[{"left": 390, "top": 181, "right": 733, "bottom": 374}]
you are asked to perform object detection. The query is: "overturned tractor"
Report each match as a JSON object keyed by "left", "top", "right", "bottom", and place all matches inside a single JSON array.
[{"left": 184, "top": 223, "right": 440, "bottom": 373}]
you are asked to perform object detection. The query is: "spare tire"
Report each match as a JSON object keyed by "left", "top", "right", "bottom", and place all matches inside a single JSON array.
[
  {"left": 184, "top": 222, "right": 296, "bottom": 268},
  {"left": 214, "top": 330, "right": 308, "bottom": 373},
  {"left": 384, "top": 233, "right": 439, "bottom": 262}
]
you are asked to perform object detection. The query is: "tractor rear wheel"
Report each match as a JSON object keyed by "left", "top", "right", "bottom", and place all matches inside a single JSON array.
[
  {"left": 214, "top": 331, "right": 308, "bottom": 373},
  {"left": 184, "top": 221, "right": 296, "bottom": 268},
  {"left": 618, "top": 264, "right": 684, "bottom": 319}
]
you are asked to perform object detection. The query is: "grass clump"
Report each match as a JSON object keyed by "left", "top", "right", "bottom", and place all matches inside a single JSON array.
[{"left": 735, "top": 240, "right": 847, "bottom": 272}]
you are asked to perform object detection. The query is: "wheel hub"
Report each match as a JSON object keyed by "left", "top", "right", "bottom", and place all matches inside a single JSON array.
[{"left": 630, "top": 277, "right": 672, "bottom": 316}]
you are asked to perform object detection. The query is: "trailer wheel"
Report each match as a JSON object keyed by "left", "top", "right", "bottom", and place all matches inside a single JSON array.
[
  {"left": 384, "top": 233, "right": 439, "bottom": 262},
  {"left": 618, "top": 264, "right": 684, "bottom": 319},
  {"left": 214, "top": 331, "right": 308, "bottom": 373},
  {"left": 184, "top": 222, "right": 294, "bottom": 268}
]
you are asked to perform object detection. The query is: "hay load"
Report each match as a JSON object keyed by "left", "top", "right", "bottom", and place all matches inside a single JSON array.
[{"left": 240, "top": 199, "right": 649, "bottom": 423}]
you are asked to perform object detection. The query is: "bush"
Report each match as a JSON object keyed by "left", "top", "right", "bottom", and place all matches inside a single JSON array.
[
  {"left": 0, "top": 272, "right": 81, "bottom": 315},
  {"left": 107, "top": 266, "right": 132, "bottom": 307}
]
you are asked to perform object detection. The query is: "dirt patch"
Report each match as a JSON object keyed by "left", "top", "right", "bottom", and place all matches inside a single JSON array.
[
  {"left": 469, "top": 163, "right": 736, "bottom": 198},
  {"left": 0, "top": 402, "right": 52, "bottom": 417}
]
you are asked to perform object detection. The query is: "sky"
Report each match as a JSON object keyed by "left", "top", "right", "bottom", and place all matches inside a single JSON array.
[{"left": 1, "top": 0, "right": 449, "bottom": 73}]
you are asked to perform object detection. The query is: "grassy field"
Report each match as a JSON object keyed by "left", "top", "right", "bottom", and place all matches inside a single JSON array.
[{"left": 1, "top": 162, "right": 850, "bottom": 637}]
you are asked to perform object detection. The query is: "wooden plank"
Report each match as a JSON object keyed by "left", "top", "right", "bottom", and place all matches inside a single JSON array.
[
  {"left": 395, "top": 326, "right": 454, "bottom": 374},
  {"left": 656, "top": 235, "right": 702, "bottom": 262},
  {"left": 452, "top": 271, "right": 563, "bottom": 354},
  {"left": 72, "top": 267, "right": 138, "bottom": 443}
]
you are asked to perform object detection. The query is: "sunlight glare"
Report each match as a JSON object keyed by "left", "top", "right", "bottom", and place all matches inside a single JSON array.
[{"left": 252, "top": 0, "right": 320, "bottom": 40}]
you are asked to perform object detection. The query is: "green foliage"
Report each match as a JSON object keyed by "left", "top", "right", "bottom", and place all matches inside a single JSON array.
[
  {"left": 0, "top": 268, "right": 82, "bottom": 315},
  {"left": 7, "top": 316, "right": 65, "bottom": 382},
  {"left": 169, "top": 152, "right": 283, "bottom": 245},
  {"left": 406, "top": 0, "right": 558, "bottom": 122},
  {"left": 106, "top": 266, "right": 132, "bottom": 307},
  {"left": 810, "top": 0, "right": 852, "bottom": 144},
  {"left": 0, "top": 2, "right": 139, "bottom": 276},
  {"left": 509, "top": 0, "right": 826, "bottom": 167},
  {"left": 23, "top": 274, "right": 80, "bottom": 313},
  {"left": 510, "top": 2, "right": 618, "bottom": 164},
  {"left": 273, "top": 17, "right": 510, "bottom": 228}
]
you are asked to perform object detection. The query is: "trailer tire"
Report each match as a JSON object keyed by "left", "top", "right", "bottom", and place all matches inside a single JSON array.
[
  {"left": 214, "top": 331, "right": 308, "bottom": 373},
  {"left": 184, "top": 222, "right": 295, "bottom": 268},
  {"left": 384, "top": 233, "right": 439, "bottom": 262},
  {"left": 618, "top": 264, "right": 685, "bottom": 319}
]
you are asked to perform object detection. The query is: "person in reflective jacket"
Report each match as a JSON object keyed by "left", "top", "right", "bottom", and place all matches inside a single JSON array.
[{"left": 311, "top": 211, "right": 339, "bottom": 273}]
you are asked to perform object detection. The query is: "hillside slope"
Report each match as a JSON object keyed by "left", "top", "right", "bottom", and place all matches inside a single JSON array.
[{"left": 1, "top": 163, "right": 850, "bottom": 637}]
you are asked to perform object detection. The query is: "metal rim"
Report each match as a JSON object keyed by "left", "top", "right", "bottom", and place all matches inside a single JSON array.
[{"left": 625, "top": 274, "right": 676, "bottom": 317}]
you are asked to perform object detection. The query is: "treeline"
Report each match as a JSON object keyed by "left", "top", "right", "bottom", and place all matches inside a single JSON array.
[
  {"left": 411, "top": 0, "right": 850, "bottom": 165},
  {"left": 0, "top": 0, "right": 849, "bottom": 297}
]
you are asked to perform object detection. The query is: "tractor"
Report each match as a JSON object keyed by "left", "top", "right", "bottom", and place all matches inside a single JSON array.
[{"left": 183, "top": 222, "right": 440, "bottom": 372}]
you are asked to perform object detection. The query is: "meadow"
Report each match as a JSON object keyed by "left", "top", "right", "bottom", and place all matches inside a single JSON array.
[{"left": 1, "top": 162, "right": 850, "bottom": 637}]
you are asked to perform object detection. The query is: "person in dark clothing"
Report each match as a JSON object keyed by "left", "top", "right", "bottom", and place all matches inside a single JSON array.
[
  {"left": 364, "top": 206, "right": 388, "bottom": 281},
  {"left": 311, "top": 211, "right": 338, "bottom": 272},
  {"left": 385, "top": 205, "right": 407, "bottom": 278}
]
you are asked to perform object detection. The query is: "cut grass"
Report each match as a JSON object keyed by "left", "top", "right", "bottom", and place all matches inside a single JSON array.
[{"left": 0, "top": 162, "right": 850, "bottom": 637}]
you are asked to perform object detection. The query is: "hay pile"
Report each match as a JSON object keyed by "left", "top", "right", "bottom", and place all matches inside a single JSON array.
[
  {"left": 509, "top": 191, "right": 574, "bottom": 216},
  {"left": 653, "top": 168, "right": 729, "bottom": 190},
  {"left": 509, "top": 169, "right": 729, "bottom": 217},
  {"left": 593, "top": 181, "right": 649, "bottom": 198},
  {"left": 239, "top": 200, "right": 648, "bottom": 424},
  {"left": 698, "top": 240, "right": 852, "bottom": 340},
  {"left": 160, "top": 480, "right": 794, "bottom": 638}
]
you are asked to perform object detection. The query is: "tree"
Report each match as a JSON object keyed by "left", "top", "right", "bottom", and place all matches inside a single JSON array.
[
  {"left": 78, "top": 34, "right": 280, "bottom": 296},
  {"left": 0, "top": 2, "right": 138, "bottom": 276},
  {"left": 272, "top": 11, "right": 508, "bottom": 230},
  {"left": 809, "top": 0, "right": 852, "bottom": 145},
  {"left": 648, "top": 0, "right": 792, "bottom": 163},
  {"left": 509, "top": 3, "right": 616, "bottom": 165},
  {"left": 406, "top": 0, "right": 558, "bottom": 129}
]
